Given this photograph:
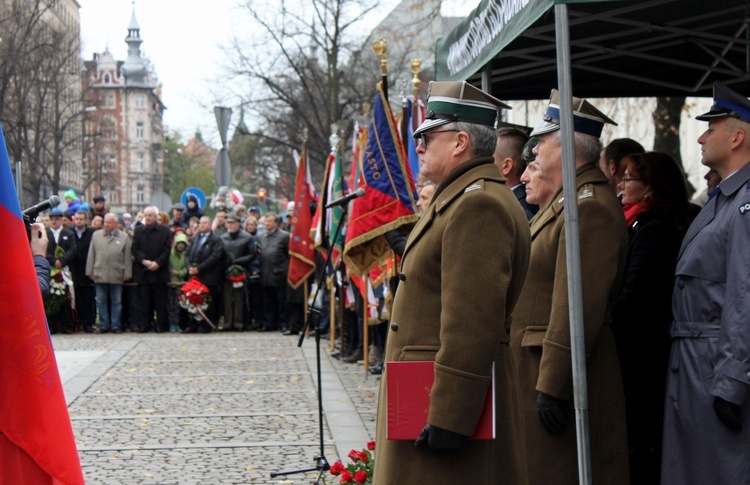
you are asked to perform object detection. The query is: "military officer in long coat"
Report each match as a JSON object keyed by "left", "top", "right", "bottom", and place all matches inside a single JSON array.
[
  {"left": 372, "top": 81, "right": 531, "bottom": 485},
  {"left": 510, "top": 90, "right": 630, "bottom": 484},
  {"left": 661, "top": 82, "right": 750, "bottom": 485}
]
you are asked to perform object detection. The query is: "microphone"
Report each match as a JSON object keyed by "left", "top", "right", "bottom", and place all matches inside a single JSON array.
[
  {"left": 22, "top": 195, "right": 61, "bottom": 220},
  {"left": 325, "top": 188, "right": 366, "bottom": 209}
]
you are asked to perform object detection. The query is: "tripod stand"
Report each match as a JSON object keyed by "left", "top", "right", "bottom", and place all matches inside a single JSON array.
[{"left": 270, "top": 204, "right": 348, "bottom": 484}]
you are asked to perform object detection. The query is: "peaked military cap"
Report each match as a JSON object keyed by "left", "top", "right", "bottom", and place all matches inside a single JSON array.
[
  {"left": 696, "top": 82, "right": 750, "bottom": 123},
  {"left": 413, "top": 81, "right": 512, "bottom": 137},
  {"left": 522, "top": 137, "right": 540, "bottom": 165},
  {"left": 530, "top": 89, "right": 617, "bottom": 138}
]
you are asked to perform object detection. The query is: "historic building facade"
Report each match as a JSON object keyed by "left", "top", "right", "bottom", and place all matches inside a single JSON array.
[{"left": 83, "top": 7, "right": 165, "bottom": 214}]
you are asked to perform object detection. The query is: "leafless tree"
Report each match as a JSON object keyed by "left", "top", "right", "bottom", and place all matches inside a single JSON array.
[{"left": 0, "top": 0, "right": 86, "bottom": 206}]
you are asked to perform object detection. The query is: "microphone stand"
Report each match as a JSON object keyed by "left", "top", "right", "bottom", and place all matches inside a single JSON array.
[{"left": 270, "top": 203, "right": 349, "bottom": 484}]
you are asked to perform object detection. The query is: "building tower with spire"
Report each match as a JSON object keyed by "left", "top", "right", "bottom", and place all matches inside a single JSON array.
[{"left": 82, "top": 4, "right": 166, "bottom": 213}]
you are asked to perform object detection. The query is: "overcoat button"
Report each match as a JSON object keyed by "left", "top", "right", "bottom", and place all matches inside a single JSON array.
[
  {"left": 391, "top": 322, "right": 399, "bottom": 331},
  {"left": 746, "top": 371, "right": 750, "bottom": 380},
  {"left": 398, "top": 273, "right": 406, "bottom": 281},
  {"left": 677, "top": 277, "right": 685, "bottom": 289}
]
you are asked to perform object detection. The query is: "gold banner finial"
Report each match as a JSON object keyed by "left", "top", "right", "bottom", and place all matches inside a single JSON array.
[
  {"left": 411, "top": 59, "right": 422, "bottom": 99},
  {"left": 373, "top": 38, "right": 387, "bottom": 77}
]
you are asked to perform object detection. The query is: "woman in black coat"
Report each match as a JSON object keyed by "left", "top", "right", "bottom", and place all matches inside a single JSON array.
[{"left": 612, "top": 151, "right": 694, "bottom": 485}]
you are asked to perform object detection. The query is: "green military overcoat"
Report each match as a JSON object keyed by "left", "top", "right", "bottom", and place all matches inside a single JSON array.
[
  {"left": 510, "top": 164, "right": 630, "bottom": 484},
  {"left": 373, "top": 157, "right": 531, "bottom": 485}
]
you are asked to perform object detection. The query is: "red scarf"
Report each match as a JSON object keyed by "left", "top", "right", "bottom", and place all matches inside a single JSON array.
[{"left": 623, "top": 200, "right": 648, "bottom": 227}]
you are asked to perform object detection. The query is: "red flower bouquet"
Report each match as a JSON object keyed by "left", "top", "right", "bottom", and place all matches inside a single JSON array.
[
  {"left": 329, "top": 441, "right": 375, "bottom": 484},
  {"left": 179, "top": 277, "right": 213, "bottom": 326}
]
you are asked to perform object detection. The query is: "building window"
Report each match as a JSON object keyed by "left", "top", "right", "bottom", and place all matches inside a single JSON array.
[
  {"left": 104, "top": 74, "right": 110, "bottom": 84},
  {"left": 104, "top": 93, "right": 115, "bottom": 109},
  {"left": 136, "top": 94, "right": 145, "bottom": 108},
  {"left": 136, "top": 122, "right": 144, "bottom": 139},
  {"left": 109, "top": 155, "right": 116, "bottom": 166},
  {"left": 137, "top": 185, "right": 145, "bottom": 203},
  {"left": 138, "top": 152, "right": 145, "bottom": 171}
]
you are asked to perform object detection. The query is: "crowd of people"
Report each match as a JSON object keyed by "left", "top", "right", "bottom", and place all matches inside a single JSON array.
[{"left": 39, "top": 193, "right": 304, "bottom": 337}]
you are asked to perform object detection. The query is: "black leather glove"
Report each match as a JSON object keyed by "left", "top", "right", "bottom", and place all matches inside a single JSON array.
[
  {"left": 414, "top": 424, "right": 468, "bottom": 451},
  {"left": 713, "top": 396, "right": 743, "bottom": 431},
  {"left": 537, "top": 392, "right": 567, "bottom": 434}
]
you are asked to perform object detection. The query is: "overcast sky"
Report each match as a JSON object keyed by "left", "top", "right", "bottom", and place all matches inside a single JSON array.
[{"left": 79, "top": 0, "right": 475, "bottom": 147}]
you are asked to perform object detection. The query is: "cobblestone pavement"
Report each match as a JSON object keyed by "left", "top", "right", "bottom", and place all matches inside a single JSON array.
[{"left": 53, "top": 332, "right": 381, "bottom": 484}]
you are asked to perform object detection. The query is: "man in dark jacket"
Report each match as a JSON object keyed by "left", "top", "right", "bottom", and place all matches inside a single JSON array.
[
  {"left": 71, "top": 210, "right": 96, "bottom": 332},
  {"left": 187, "top": 215, "right": 224, "bottom": 331},
  {"left": 46, "top": 207, "right": 76, "bottom": 333},
  {"left": 220, "top": 213, "right": 256, "bottom": 331},
  {"left": 257, "top": 213, "right": 290, "bottom": 332},
  {"left": 131, "top": 206, "right": 172, "bottom": 333}
]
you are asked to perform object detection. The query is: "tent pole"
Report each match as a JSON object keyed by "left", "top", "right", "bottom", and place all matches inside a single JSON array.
[{"left": 554, "top": 4, "right": 592, "bottom": 485}]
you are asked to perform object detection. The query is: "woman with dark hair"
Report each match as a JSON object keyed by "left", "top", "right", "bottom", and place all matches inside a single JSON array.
[{"left": 613, "top": 151, "right": 693, "bottom": 484}]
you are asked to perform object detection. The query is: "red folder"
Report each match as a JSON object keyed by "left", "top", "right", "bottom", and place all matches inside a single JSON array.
[{"left": 386, "top": 361, "right": 495, "bottom": 440}]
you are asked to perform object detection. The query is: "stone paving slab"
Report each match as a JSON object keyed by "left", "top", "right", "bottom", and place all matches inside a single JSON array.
[
  {"left": 69, "top": 391, "right": 318, "bottom": 417},
  {"left": 53, "top": 332, "right": 378, "bottom": 484}
]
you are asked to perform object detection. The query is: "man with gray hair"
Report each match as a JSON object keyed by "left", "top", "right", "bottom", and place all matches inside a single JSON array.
[
  {"left": 373, "top": 81, "right": 531, "bottom": 484},
  {"left": 86, "top": 213, "right": 132, "bottom": 333},
  {"left": 131, "top": 206, "right": 172, "bottom": 332},
  {"left": 510, "top": 90, "right": 629, "bottom": 484}
]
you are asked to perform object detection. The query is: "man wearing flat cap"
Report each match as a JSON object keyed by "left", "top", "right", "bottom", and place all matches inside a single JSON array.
[
  {"left": 661, "top": 82, "right": 750, "bottom": 485},
  {"left": 510, "top": 90, "right": 629, "bottom": 484},
  {"left": 373, "top": 81, "right": 531, "bottom": 485}
]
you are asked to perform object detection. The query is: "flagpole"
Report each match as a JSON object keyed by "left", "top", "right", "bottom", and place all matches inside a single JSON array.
[
  {"left": 373, "top": 38, "right": 388, "bottom": 102},
  {"left": 363, "top": 277, "right": 370, "bottom": 375}
]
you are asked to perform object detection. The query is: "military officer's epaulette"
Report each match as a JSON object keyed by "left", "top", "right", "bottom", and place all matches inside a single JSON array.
[
  {"left": 464, "top": 180, "right": 485, "bottom": 193},
  {"left": 578, "top": 183, "right": 595, "bottom": 200}
]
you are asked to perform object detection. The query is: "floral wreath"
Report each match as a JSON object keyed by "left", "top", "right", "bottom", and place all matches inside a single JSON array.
[{"left": 227, "top": 264, "right": 247, "bottom": 289}]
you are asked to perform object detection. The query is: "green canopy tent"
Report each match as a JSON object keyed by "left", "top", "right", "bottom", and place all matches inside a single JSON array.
[
  {"left": 436, "top": 0, "right": 750, "bottom": 98},
  {"left": 435, "top": 1, "right": 750, "bottom": 483}
]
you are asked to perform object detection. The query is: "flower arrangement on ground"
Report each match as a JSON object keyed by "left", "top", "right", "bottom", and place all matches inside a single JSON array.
[
  {"left": 329, "top": 440, "right": 375, "bottom": 484},
  {"left": 227, "top": 264, "right": 247, "bottom": 289},
  {"left": 179, "top": 276, "right": 211, "bottom": 323}
]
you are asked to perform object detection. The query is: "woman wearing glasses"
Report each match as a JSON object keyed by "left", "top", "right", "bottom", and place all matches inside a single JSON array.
[{"left": 613, "top": 151, "right": 695, "bottom": 485}]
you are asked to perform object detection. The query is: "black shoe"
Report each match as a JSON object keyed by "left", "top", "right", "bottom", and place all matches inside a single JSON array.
[
  {"left": 342, "top": 350, "right": 364, "bottom": 363},
  {"left": 112, "top": 329, "right": 122, "bottom": 334},
  {"left": 182, "top": 327, "right": 197, "bottom": 334},
  {"left": 83, "top": 326, "right": 95, "bottom": 334},
  {"left": 281, "top": 329, "right": 299, "bottom": 336},
  {"left": 330, "top": 350, "right": 341, "bottom": 359},
  {"left": 99, "top": 329, "right": 110, "bottom": 334},
  {"left": 369, "top": 363, "right": 383, "bottom": 375},
  {"left": 137, "top": 327, "right": 151, "bottom": 333},
  {"left": 257, "top": 327, "right": 274, "bottom": 332}
]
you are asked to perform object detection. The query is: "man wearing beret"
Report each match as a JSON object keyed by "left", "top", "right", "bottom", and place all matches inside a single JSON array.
[
  {"left": 661, "top": 82, "right": 750, "bottom": 485},
  {"left": 373, "top": 81, "right": 531, "bottom": 484},
  {"left": 510, "top": 90, "right": 629, "bottom": 484}
]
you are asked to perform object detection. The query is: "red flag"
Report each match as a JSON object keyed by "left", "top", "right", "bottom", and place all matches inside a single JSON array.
[
  {"left": 288, "top": 147, "right": 318, "bottom": 289},
  {"left": 0, "top": 123, "right": 85, "bottom": 484}
]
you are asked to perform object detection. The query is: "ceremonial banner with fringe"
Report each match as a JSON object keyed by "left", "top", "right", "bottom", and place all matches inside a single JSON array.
[
  {"left": 344, "top": 83, "right": 418, "bottom": 274},
  {"left": 288, "top": 146, "right": 318, "bottom": 289},
  {"left": 0, "top": 122, "right": 85, "bottom": 484}
]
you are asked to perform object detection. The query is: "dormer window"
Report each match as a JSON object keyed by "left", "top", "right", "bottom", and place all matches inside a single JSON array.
[{"left": 104, "top": 74, "right": 110, "bottom": 83}]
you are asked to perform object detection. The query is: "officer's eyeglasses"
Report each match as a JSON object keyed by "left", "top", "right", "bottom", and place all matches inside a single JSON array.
[{"left": 417, "top": 129, "right": 459, "bottom": 148}]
